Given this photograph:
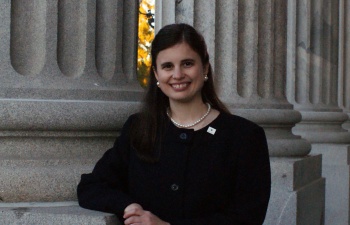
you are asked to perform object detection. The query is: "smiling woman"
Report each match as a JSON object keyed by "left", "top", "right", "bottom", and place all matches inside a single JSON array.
[{"left": 77, "top": 23, "right": 271, "bottom": 225}]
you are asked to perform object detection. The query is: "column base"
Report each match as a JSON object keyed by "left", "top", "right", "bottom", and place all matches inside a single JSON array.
[
  {"left": 265, "top": 155, "right": 325, "bottom": 225},
  {"left": 311, "top": 144, "right": 350, "bottom": 225},
  {"left": 0, "top": 202, "right": 120, "bottom": 224},
  {"left": 293, "top": 111, "right": 350, "bottom": 143}
]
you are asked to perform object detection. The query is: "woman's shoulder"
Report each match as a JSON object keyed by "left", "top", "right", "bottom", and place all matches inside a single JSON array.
[
  {"left": 216, "top": 112, "right": 263, "bottom": 134},
  {"left": 213, "top": 113, "right": 267, "bottom": 148}
]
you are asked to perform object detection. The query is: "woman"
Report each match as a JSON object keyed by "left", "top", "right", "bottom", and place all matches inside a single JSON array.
[{"left": 77, "top": 23, "right": 271, "bottom": 225}]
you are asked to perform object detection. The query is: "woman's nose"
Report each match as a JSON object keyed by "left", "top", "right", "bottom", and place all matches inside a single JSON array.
[{"left": 172, "top": 67, "right": 184, "bottom": 79}]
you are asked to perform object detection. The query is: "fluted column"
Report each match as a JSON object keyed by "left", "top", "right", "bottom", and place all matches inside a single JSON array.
[
  {"left": 157, "top": 1, "right": 325, "bottom": 224},
  {"left": 287, "top": 0, "right": 350, "bottom": 143},
  {"left": 217, "top": 0, "right": 314, "bottom": 158},
  {"left": 0, "top": 0, "right": 141, "bottom": 202},
  {"left": 287, "top": 0, "right": 350, "bottom": 224}
]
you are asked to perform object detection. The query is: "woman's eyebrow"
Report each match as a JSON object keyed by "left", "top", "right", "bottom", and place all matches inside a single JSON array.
[
  {"left": 160, "top": 58, "right": 195, "bottom": 67},
  {"left": 160, "top": 62, "right": 172, "bottom": 67}
]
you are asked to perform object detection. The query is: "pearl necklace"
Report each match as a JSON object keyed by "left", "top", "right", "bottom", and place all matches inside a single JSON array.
[{"left": 167, "top": 103, "right": 211, "bottom": 128}]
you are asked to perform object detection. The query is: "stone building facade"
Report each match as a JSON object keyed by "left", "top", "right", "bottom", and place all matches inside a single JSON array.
[{"left": 0, "top": 0, "right": 349, "bottom": 224}]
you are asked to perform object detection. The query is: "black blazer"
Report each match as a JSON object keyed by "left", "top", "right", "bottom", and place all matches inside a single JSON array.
[{"left": 77, "top": 112, "right": 271, "bottom": 225}]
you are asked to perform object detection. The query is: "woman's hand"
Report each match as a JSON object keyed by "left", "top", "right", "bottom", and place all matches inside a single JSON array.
[{"left": 123, "top": 203, "right": 170, "bottom": 225}]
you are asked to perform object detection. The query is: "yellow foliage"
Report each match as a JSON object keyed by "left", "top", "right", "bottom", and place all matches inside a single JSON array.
[{"left": 137, "top": 0, "right": 155, "bottom": 88}]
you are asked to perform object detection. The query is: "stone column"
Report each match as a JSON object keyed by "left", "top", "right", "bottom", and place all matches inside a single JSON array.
[
  {"left": 287, "top": 0, "right": 350, "bottom": 144},
  {"left": 157, "top": 1, "right": 325, "bottom": 224},
  {"left": 287, "top": 0, "right": 350, "bottom": 224},
  {"left": 0, "top": 0, "right": 141, "bottom": 204}
]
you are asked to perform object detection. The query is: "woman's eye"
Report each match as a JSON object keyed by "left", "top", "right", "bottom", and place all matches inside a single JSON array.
[{"left": 183, "top": 61, "right": 194, "bottom": 67}]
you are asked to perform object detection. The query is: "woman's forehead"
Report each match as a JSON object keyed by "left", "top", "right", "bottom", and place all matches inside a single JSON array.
[{"left": 156, "top": 42, "right": 200, "bottom": 61}]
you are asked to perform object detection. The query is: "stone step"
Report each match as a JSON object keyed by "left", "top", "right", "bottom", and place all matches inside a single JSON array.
[{"left": 0, "top": 202, "right": 121, "bottom": 225}]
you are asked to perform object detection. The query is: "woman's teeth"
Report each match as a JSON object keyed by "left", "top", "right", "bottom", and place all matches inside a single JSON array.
[{"left": 172, "top": 83, "right": 188, "bottom": 88}]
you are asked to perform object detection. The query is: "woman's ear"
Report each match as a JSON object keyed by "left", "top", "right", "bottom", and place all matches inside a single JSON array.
[{"left": 153, "top": 66, "right": 159, "bottom": 80}]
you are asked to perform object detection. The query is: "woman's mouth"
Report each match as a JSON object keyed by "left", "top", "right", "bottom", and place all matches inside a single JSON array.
[{"left": 171, "top": 83, "right": 189, "bottom": 90}]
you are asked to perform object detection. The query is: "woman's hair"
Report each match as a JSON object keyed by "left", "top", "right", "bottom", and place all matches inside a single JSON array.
[{"left": 130, "top": 23, "right": 230, "bottom": 162}]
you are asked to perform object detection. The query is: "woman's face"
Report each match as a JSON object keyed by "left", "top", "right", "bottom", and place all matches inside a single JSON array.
[{"left": 154, "top": 42, "right": 208, "bottom": 105}]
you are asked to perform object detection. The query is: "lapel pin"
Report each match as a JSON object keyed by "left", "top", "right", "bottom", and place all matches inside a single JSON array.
[{"left": 207, "top": 126, "right": 216, "bottom": 135}]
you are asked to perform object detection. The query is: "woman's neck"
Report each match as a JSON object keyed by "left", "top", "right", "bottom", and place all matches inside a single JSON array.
[{"left": 168, "top": 101, "right": 208, "bottom": 125}]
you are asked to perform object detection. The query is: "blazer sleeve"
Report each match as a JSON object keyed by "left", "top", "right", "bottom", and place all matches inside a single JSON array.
[
  {"left": 169, "top": 126, "right": 271, "bottom": 225},
  {"left": 77, "top": 116, "right": 135, "bottom": 218}
]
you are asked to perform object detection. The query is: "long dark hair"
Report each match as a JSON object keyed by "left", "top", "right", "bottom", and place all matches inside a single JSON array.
[{"left": 130, "top": 23, "right": 230, "bottom": 162}]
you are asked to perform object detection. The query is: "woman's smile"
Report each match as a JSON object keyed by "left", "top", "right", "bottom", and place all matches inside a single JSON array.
[
  {"left": 171, "top": 82, "right": 190, "bottom": 90},
  {"left": 154, "top": 42, "right": 208, "bottom": 104}
]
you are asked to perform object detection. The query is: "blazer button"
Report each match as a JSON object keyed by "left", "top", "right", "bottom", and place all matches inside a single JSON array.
[
  {"left": 179, "top": 133, "right": 187, "bottom": 140},
  {"left": 171, "top": 184, "right": 179, "bottom": 191}
]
